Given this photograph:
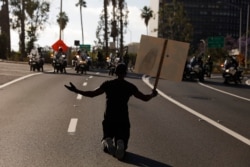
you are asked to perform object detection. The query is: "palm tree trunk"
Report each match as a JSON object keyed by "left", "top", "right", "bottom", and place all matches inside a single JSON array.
[
  {"left": 119, "top": 0, "right": 124, "bottom": 62},
  {"left": 59, "top": 0, "right": 62, "bottom": 40},
  {"left": 20, "top": 0, "right": 26, "bottom": 60},
  {"left": 112, "top": 4, "right": 116, "bottom": 44},
  {"left": 80, "top": 6, "right": 84, "bottom": 44},
  {"left": 104, "top": 0, "right": 109, "bottom": 57}
]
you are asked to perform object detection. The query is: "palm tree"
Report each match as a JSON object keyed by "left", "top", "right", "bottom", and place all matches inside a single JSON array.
[
  {"left": 100, "top": 0, "right": 128, "bottom": 58},
  {"left": 103, "top": 0, "right": 111, "bottom": 57},
  {"left": 76, "top": 0, "right": 87, "bottom": 44},
  {"left": 118, "top": 0, "right": 129, "bottom": 59},
  {"left": 110, "top": 0, "right": 118, "bottom": 43},
  {"left": 141, "top": 6, "right": 153, "bottom": 35},
  {"left": 56, "top": 11, "right": 69, "bottom": 39}
]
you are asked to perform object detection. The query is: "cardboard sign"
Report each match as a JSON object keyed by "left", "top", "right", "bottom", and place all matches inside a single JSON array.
[{"left": 135, "top": 35, "right": 190, "bottom": 83}]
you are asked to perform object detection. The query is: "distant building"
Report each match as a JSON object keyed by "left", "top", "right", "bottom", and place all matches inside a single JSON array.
[
  {"left": 149, "top": 0, "right": 249, "bottom": 46},
  {"left": 126, "top": 42, "right": 140, "bottom": 55}
]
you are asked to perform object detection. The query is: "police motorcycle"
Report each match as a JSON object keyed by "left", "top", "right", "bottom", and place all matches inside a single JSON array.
[
  {"left": 203, "top": 55, "right": 213, "bottom": 77},
  {"left": 182, "top": 56, "right": 204, "bottom": 82},
  {"left": 52, "top": 48, "right": 67, "bottom": 73},
  {"left": 52, "top": 55, "right": 67, "bottom": 73},
  {"left": 28, "top": 48, "right": 44, "bottom": 72},
  {"left": 107, "top": 55, "right": 119, "bottom": 76},
  {"left": 221, "top": 56, "right": 243, "bottom": 84},
  {"left": 73, "top": 51, "right": 88, "bottom": 74}
]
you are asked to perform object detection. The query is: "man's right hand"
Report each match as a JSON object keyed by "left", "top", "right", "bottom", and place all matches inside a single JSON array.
[{"left": 152, "top": 89, "right": 158, "bottom": 97}]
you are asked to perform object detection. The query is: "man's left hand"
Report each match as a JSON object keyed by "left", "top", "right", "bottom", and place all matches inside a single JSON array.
[{"left": 64, "top": 82, "right": 78, "bottom": 93}]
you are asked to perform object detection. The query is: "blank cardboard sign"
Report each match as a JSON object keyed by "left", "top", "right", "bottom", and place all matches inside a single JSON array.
[{"left": 135, "top": 35, "right": 190, "bottom": 82}]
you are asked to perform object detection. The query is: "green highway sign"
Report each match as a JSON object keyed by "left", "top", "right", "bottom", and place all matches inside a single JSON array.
[
  {"left": 208, "top": 36, "right": 224, "bottom": 48},
  {"left": 80, "top": 44, "right": 91, "bottom": 51}
]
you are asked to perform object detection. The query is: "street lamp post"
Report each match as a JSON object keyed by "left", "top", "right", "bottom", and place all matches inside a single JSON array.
[
  {"left": 59, "top": 0, "right": 62, "bottom": 40},
  {"left": 239, "top": 8, "right": 242, "bottom": 53},
  {"left": 127, "top": 28, "right": 132, "bottom": 43},
  {"left": 245, "top": 4, "right": 249, "bottom": 68}
]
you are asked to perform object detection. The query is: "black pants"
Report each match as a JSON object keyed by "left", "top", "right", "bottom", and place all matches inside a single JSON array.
[{"left": 102, "top": 120, "right": 130, "bottom": 150}]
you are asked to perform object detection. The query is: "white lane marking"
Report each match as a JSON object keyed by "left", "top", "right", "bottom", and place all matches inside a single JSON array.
[
  {"left": 89, "top": 76, "right": 93, "bottom": 79},
  {"left": 142, "top": 75, "right": 250, "bottom": 146},
  {"left": 76, "top": 94, "right": 82, "bottom": 100},
  {"left": 67, "top": 118, "right": 78, "bottom": 133},
  {"left": 198, "top": 82, "right": 250, "bottom": 102},
  {"left": 83, "top": 82, "right": 87, "bottom": 86},
  {"left": 0, "top": 73, "right": 41, "bottom": 89}
]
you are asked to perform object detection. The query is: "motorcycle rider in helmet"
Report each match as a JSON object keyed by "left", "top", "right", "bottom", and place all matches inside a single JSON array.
[
  {"left": 204, "top": 55, "right": 213, "bottom": 77},
  {"left": 55, "top": 47, "right": 67, "bottom": 73},
  {"left": 224, "top": 55, "right": 238, "bottom": 69}
]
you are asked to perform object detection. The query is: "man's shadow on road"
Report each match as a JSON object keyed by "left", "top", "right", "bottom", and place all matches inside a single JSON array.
[{"left": 122, "top": 152, "right": 173, "bottom": 167}]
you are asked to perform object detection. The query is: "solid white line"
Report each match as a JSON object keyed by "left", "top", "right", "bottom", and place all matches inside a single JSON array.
[
  {"left": 76, "top": 94, "right": 82, "bottom": 100},
  {"left": 67, "top": 118, "right": 78, "bottom": 133},
  {"left": 198, "top": 82, "right": 250, "bottom": 102},
  {"left": 0, "top": 73, "right": 41, "bottom": 89},
  {"left": 142, "top": 75, "right": 250, "bottom": 146}
]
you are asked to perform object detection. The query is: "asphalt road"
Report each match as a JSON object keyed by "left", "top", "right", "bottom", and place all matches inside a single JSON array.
[{"left": 0, "top": 61, "right": 250, "bottom": 167}]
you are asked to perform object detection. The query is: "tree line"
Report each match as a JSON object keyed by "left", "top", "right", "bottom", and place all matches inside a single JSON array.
[{"left": 0, "top": 0, "right": 194, "bottom": 62}]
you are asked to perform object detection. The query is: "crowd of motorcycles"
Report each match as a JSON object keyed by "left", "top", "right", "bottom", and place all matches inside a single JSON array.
[
  {"left": 27, "top": 47, "right": 245, "bottom": 85},
  {"left": 182, "top": 55, "right": 244, "bottom": 84},
  {"left": 51, "top": 48, "right": 90, "bottom": 74},
  {"left": 28, "top": 47, "right": 90, "bottom": 75}
]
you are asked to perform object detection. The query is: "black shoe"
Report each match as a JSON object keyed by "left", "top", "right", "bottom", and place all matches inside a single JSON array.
[
  {"left": 102, "top": 138, "right": 115, "bottom": 155},
  {"left": 115, "top": 140, "right": 125, "bottom": 160}
]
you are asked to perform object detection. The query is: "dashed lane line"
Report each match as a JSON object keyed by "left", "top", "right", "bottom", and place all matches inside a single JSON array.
[
  {"left": 142, "top": 75, "right": 250, "bottom": 146},
  {"left": 67, "top": 118, "right": 78, "bottom": 134},
  {"left": 72, "top": 78, "right": 93, "bottom": 133},
  {"left": 76, "top": 79, "right": 90, "bottom": 100},
  {"left": 76, "top": 94, "right": 82, "bottom": 100}
]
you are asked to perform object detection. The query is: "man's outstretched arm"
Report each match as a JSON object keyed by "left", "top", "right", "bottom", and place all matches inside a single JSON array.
[
  {"left": 133, "top": 89, "right": 158, "bottom": 101},
  {"left": 64, "top": 82, "right": 104, "bottom": 97}
]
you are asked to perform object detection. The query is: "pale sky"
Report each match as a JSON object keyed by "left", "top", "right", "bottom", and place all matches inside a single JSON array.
[{"left": 10, "top": 0, "right": 150, "bottom": 51}]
